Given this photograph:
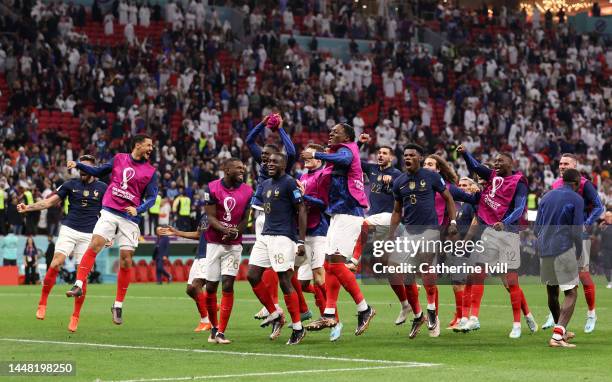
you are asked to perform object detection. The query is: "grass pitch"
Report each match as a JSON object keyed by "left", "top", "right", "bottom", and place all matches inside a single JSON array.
[{"left": 1, "top": 278, "right": 610, "bottom": 382}]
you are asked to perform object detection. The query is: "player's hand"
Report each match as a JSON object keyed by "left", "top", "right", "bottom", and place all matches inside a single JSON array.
[
  {"left": 456, "top": 144, "right": 466, "bottom": 154},
  {"left": 104, "top": 240, "right": 114, "bottom": 248},
  {"left": 67, "top": 160, "right": 77, "bottom": 169},
  {"left": 382, "top": 175, "right": 393, "bottom": 184},
  {"left": 493, "top": 222, "right": 504, "bottom": 231},
  {"left": 296, "top": 180, "right": 305, "bottom": 195},
  {"left": 262, "top": 115, "right": 270, "bottom": 125},
  {"left": 16, "top": 203, "right": 28, "bottom": 213},
  {"left": 358, "top": 133, "right": 370, "bottom": 143},
  {"left": 157, "top": 226, "right": 176, "bottom": 236},
  {"left": 448, "top": 222, "right": 458, "bottom": 236},
  {"left": 125, "top": 206, "right": 137, "bottom": 216},
  {"left": 296, "top": 244, "right": 305, "bottom": 257},
  {"left": 301, "top": 150, "right": 314, "bottom": 160}
]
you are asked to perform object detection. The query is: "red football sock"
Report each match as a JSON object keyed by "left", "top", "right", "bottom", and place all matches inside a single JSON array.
[
  {"left": 351, "top": 221, "right": 369, "bottom": 263},
  {"left": 330, "top": 262, "right": 364, "bottom": 305},
  {"left": 462, "top": 284, "right": 472, "bottom": 318},
  {"left": 206, "top": 293, "right": 218, "bottom": 327},
  {"left": 115, "top": 267, "right": 132, "bottom": 303},
  {"left": 580, "top": 271, "right": 596, "bottom": 311},
  {"left": 39, "top": 267, "right": 58, "bottom": 306},
  {"left": 252, "top": 281, "right": 277, "bottom": 315},
  {"left": 470, "top": 269, "right": 486, "bottom": 317},
  {"left": 218, "top": 292, "right": 234, "bottom": 333},
  {"left": 324, "top": 262, "right": 341, "bottom": 313},
  {"left": 435, "top": 286, "right": 439, "bottom": 316},
  {"left": 284, "top": 292, "right": 301, "bottom": 325},
  {"left": 262, "top": 268, "right": 279, "bottom": 305},
  {"left": 72, "top": 280, "right": 87, "bottom": 318},
  {"left": 453, "top": 288, "right": 464, "bottom": 320},
  {"left": 313, "top": 283, "right": 326, "bottom": 316},
  {"left": 404, "top": 283, "right": 421, "bottom": 315},
  {"left": 506, "top": 272, "right": 522, "bottom": 323},
  {"left": 291, "top": 273, "right": 309, "bottom": 314},
  {"left": 520, "top": 288, "right": 530, "bottom": 316},
  {"left": 195, "top": 291, "right": 208, "bottom": 319},
  {"left": 389, "top": 280, "right": 408, "bottom": 303},
  {"left": 76, "top": 248, "right": 98, "bottom": 283},
  {"left": 302, "top": 283, "right": 315, "bottom": 294}
]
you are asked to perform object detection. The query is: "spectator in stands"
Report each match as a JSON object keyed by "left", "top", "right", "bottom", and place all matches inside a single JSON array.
[
  {"left": 23, "top": 236, "right": 38, "bottom": 285},
  {"left": 7, "top": 195, "right": 23, "bottom": 235},
  {"left": 153, "top": 231, "right": 172, "bottom": 284},
  {"left": 173, "top": 187, "right": 191, "bottom": 231}
]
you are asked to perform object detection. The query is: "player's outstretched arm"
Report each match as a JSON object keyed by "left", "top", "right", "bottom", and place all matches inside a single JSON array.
[
  {"left": 135, "top": 174, "right": 159, "bottom": 216},
  {"left": 17, "top": 194, "right": 61, "bottom": 213},
  {"left": 501, "top": 182, "right": 528, "bottom": 227},
  {"left": 583, "top": 181, "right": 604, "bottom": 227},
  {"left": 296, "top": 201, "right": 307, "bottom": 257},
  {"left": 245, "top": 117, "right": 268, "bottom": 163},
  {"left": 457, "top": 144, "right": 492, "bottom": 180},
  {"left": 573, "top": 196, "right": 585, "bottom": 259},
  {"left": 72, "top": 158, "right": 114, "bottom": 177},
  {"left": 442, "top": 188, "right": 458, "bottom": 235},
  {"left": 311, "top": 147, "right": 352, "bottom": 166},
  {"left": 278, "top": 121, "right": 297, "bottom": 169},
  {"left": 449, "top": 184, "right": 480, "bottom": 205},
  {"left": 158, "top": 226, "right": 201, "bottom": 240}
]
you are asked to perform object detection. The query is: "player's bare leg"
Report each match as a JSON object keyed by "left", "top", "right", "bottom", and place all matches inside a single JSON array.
[
  {"left": 66, "top": 235, "right": 107, "bottom": 297},
  {"left": 37, "top": 253, "right": 67, "bottom": 320},
  {"left": 186, "top": 279, "right": 211, "bottom": 332},
  {"left": 547, "top": 285, "right": 578, "bottom": 347}
]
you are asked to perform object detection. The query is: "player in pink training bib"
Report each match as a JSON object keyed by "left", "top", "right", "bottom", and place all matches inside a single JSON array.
[
  {"left": 65, "top": 134, "right": 158, "bottom": 325},
  {"left": 202, "top": 158, "right": 253, "bottom": 344}
]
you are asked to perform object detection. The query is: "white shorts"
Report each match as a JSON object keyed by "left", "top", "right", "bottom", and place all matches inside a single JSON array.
[
  {"left": 476, "top": 227, "right": 520, "bottom": 270},
  {"left": 93, "top": 209, "right": 140, "bottom": 250},
  {"left": 326, "top": 214, "right": 364, "bottom": 258},
  {"left": 389, "top": 229, "right": 441, "bottom": 266},
  {"left": 55, "top": 225, "right": 92, "bottom": 263},
  {"left": 249, "top": 235, "right": 296, "bottom": 273},
  {"left": 204, "top": 243, "right": 242, "bottom": 282},
  {"left": 366, "top": 212, "right": 392, "bottom": 240},
  {"left": 254, "top": 211, "right": 265, "bottom": 241},
  {"left": 187, "top": 258, "right": 208, "bottom": 284},
  {"left": 297, "top": 235, "right": 327, "bottom": 281},
  {"left": 540, "top": 247, "right": 579, "bottom": 291}
]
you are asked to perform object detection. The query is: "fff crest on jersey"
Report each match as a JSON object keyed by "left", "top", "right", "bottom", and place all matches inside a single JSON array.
[
  {"left": 409, "top": 181, "right": 416, "bottom": 190},
  {"left": 274, "top": 188, "right": 280, "bottom": 197},
  {"left": 419, "top": 179, "right": 427, "bottom": 190},
  {"left": 93, "top": 190, "right": 99, "bottom": 198}
]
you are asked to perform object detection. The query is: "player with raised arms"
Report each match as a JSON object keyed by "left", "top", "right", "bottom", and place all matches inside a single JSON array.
[
  {"left": 541, "top": 153, "right": 604, "bottom": 333},
  {"left": 457, "top": 144, "right": 538, "bottom": 338},
  {"left": 302, "top": 123, "right": 376, "bottom": 337},
  {"left": 246, "top": 113, "right": 296, "bottom": 320},
  {"left": 19, "top": 155, "right": 107, "bottom": 332},
  {"left": 65, "top": 134, "right": 158, "bottom": 325},
  {"left": 247, "top": 152, "right": 308, "bottom": 345}
]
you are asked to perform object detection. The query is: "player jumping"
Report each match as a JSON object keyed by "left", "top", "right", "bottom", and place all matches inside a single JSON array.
[
  {"left": 65, "top": 134, "right": 158, "bottom": 325},
  {"left": 19, "top": 155, "right": 107, "bottom": 332}
]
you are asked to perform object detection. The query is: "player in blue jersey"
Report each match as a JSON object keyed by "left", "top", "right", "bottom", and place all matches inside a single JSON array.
[
  {"left": 247, "top": 152, "right": 308, "bottom": 345},
  {"left": 246, "top": 114, "right": 296, "bottom": 320},
  {"left": 388, "top": 144, "right": 458, "bottom": 339},
  {"left": 18, "top": 155, "right": 107, "bottom": 332},
  {"left": 157, "top": 213, "right": 211, "bottom": 334}
]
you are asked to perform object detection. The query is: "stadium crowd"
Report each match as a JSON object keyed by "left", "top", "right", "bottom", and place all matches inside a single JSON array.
[{"left": 0, "top": 0, "right": 610, "bottom": 244}]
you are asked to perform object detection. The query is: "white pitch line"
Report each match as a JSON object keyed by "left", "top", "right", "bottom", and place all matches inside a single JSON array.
[
  {"left": 0, "top": 338, "right": 438, "bottom": 367},
  {"left": 99, "top": 365, "right": 426, "bottom": 382}
]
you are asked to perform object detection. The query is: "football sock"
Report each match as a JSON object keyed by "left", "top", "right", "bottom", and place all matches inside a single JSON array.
[
  {"left": 580, "top": 272, "right": 596, "bottom": 311},
  {"left": 39, "top": 267, "right": 58, "bottom": 306},
  {"left": 252, "top": 281, "right": 277, "bottom": 317},
  {"left": 75, "top": 248, "right": 98, "bottom": 284},
  {"left": 115, "top": 266, "right": 132, "bottom": 304},
  {"left": 73, "top": 280, "right": 87, "bottom": 318},
  {"left": 405, "top": 283, "right": 422, "bottom": 315},
  {"left": 291, "top": 273, "right": 309, "bottom": 314},
  {"left": 262, "top": 268, "right": 279, "bottom": 304},
  {"left": 195, "top": 291, "right": 209, "bottom": 319},
  {"left": 218, "top": 292, "right": 234, "bottom": 333},
  {"left": 206, "top": 292, "right": 218, "bottom": 328}
]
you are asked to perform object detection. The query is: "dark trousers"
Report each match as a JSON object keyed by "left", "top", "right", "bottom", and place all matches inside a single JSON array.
[
  {"left": 25, "top": 264, "right": 38, "bottom": 284},
  {"left": 155, "top": 259, "right": 171, "bottom": 283},
  {"left": 149, "top": 213, "right": 159, "bottom": 235},
  {"left": 3, "top": 259, "right": 17, "bottom": 266},
  {"left": 0, "top": 210, "right": 6, "bottom": 235},
  {"left": 25, "top": 214, "right": 37, "bottom": 235}
]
